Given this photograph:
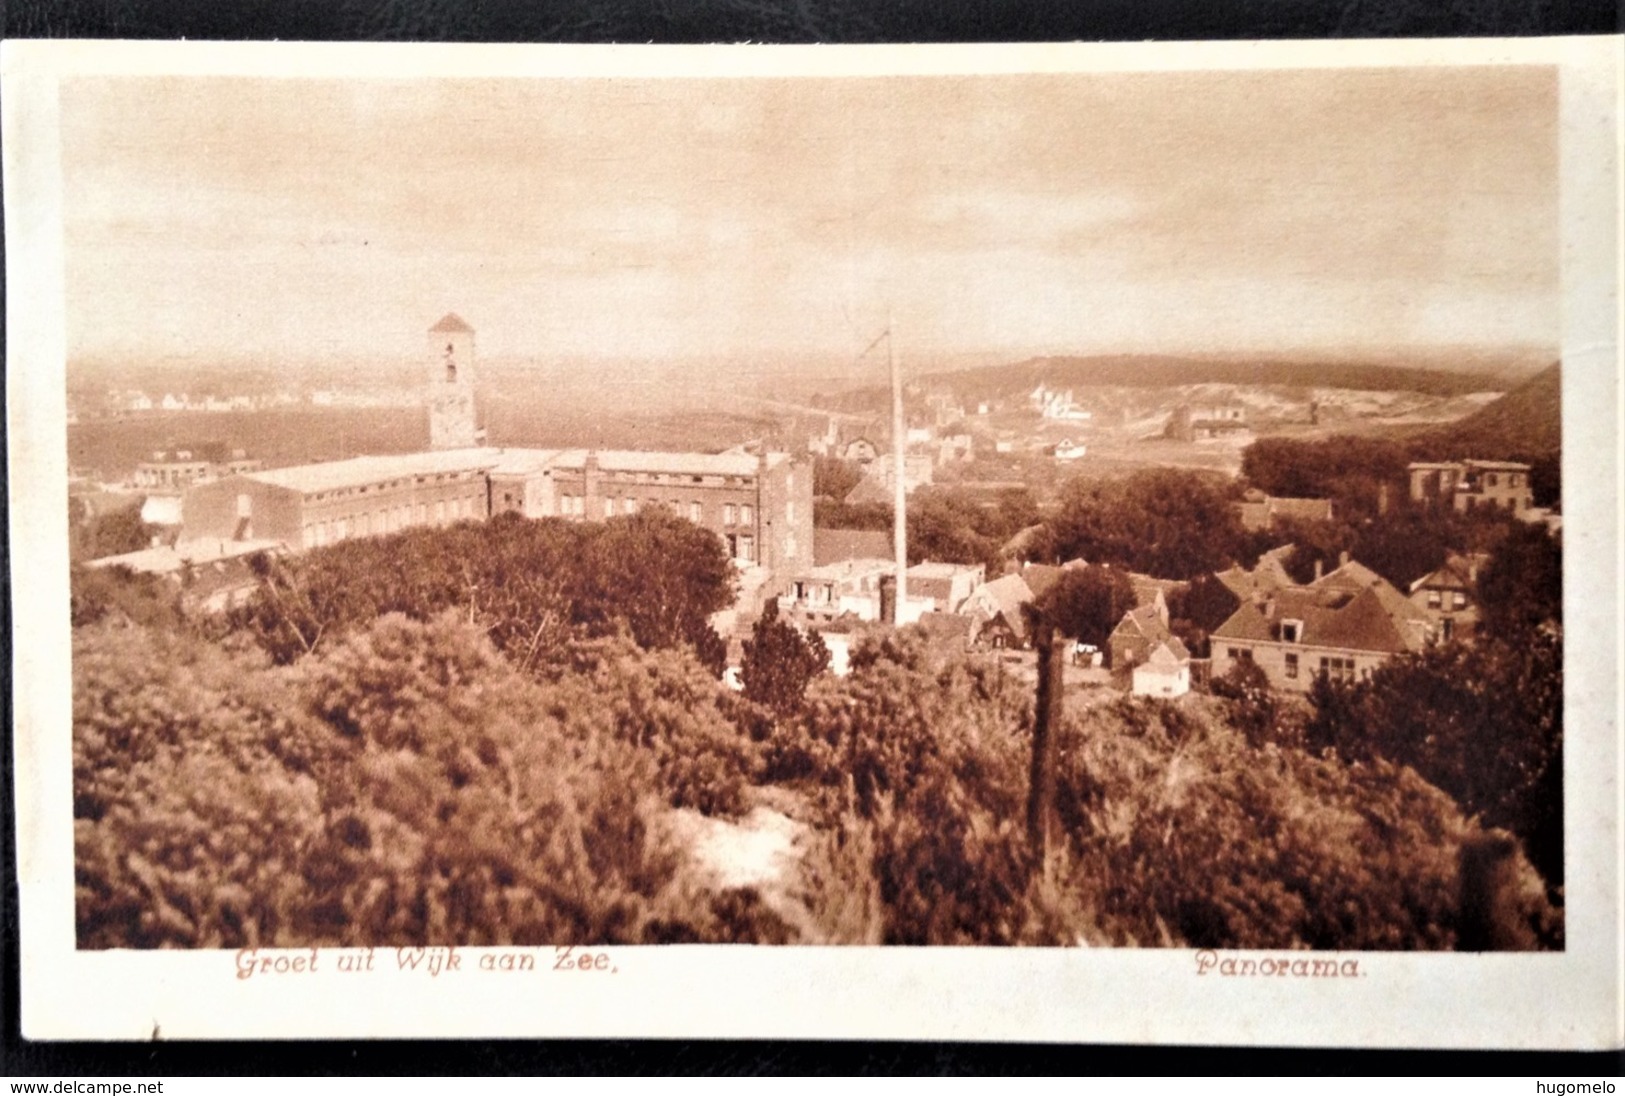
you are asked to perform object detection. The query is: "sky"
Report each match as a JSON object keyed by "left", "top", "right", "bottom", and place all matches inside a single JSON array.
[{"left": 60, "top": 64, "right": 1559, "bottom": 370}]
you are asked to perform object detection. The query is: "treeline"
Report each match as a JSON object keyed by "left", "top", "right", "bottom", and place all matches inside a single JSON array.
[
  {"left": 1242, "top": 435, "right": 1561, "bottom": 516},
  {"left": 220, "top": 508, "right": 735, "bottom": 673}
]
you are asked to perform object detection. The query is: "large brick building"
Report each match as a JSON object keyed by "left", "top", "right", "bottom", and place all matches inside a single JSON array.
[{"left": 178, "top": 315, "right": 813, "bottom": 576}]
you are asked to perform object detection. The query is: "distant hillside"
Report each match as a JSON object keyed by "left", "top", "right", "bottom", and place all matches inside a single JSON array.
[
  {"left": 821, "top": 353, "right": 1510, "bottom": 411},
  {"left": 1420, "top": 363, "right": 1561, "bottom": 458}
]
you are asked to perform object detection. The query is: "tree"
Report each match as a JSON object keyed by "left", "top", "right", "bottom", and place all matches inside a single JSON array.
[
  {"left": 1031, "top": 564, "right": 1136, "bottom": 647},
  {"left": 1305, "top": 630, "right": 1564, "bottom": 894},
  {"left": 1048, "top": 469, "right": 1245, "bottom": 579},
  {"left": 812, "top": 455, "right": 864, "bottom": 503},
  {"left": 1477, "top": 522, "right": 1562, "bottom": 638},
  {"left": 741, "top": 599, "right": 831, "bottom": 717}
]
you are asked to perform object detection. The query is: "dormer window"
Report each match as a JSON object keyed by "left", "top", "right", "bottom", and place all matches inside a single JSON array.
[{"left": 1280, "top": 619, "right": 1304, "bottom": 644}]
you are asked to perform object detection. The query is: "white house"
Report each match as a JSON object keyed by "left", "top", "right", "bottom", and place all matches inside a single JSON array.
[{"left": 1131, "top": 639, "right": 1192, "bottom": 698}]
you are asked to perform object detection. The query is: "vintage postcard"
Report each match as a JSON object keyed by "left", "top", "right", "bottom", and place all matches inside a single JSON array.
[{"left": 5, "top": 37, "right": 1621, "bottom": 1046}]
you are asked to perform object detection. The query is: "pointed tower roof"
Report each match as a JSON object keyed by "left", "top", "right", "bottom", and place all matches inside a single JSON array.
[{"left": 429, "top": 313, "right": 474, "bottom": 334}]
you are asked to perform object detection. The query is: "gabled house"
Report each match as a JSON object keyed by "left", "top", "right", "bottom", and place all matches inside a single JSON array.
[
  {"left": 1408, "top": 551, "right": 1490, "bottom": 643},
  {"left": 1209, "top": 559, "right": 1430, "bottom": 692},
  {"left": 1132, "top": 638, "right": 1193, "bottom": 698},
  {"left": 961, "top": 572, "right": 1037, "bottom": 648},
  {"left": 1109, "top": 604, "right": 1176, "bottom": 670}
]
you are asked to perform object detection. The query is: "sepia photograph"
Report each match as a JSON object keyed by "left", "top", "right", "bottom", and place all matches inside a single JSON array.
[{"left": 5, "top": 37, "right": 1621, "bottom": 1045}]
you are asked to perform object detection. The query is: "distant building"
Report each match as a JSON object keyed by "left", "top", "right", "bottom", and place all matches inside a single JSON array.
[
  {"left": 841, "top": 437, "right": 880, "bottom": 464},
  {"left": 1409, "top": 460, "right": 1533, "bottom": 516},
  {"left": 1165, "top": 402, "right": 1250, "bottom": 442},
  {"left": 1408, "top": 551, "right": 1490, "bottom": 644},
  {"left": 178, "top": 315, "right": 813, "bottom": 576},
  {"left": 427, "top": 313, "right": 481, "bottom": 450},
  {"left": 87, "top": 537, "right": 286, "bottom": 613},
  {"left": 135, "top": 443, "right": 261, "bottom": 491},
  {"left": 1052, "top": 440, "right": 1087, "bottom": 461},
  {"left": 868, "top": 452, "right": 934, "bottom": 495},
  {"left": 1235, "top": 492, "right": 1335, "bottom": 533},
  {"left": 905, "top": 561, "right": 986, "bottom": 614}
]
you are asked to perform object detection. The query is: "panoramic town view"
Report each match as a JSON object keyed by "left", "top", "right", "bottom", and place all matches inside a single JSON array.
[{"left": 64, "top": 64, "right": 1563, "bottom": 951}]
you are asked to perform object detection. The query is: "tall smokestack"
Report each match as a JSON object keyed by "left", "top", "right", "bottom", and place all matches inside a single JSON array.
[{"left": 889, "top": 316, "right": 907, "bottom": 625}]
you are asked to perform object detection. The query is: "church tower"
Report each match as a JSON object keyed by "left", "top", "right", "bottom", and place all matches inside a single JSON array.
[{"left": 427, "top": 313, "right": 479, "bottom": 450}]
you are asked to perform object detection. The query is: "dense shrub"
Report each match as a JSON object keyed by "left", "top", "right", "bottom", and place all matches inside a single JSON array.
[
  {"left": 226, "top": 510, "right": 733, "bottom": 674},
  {"left": 1306, "top": 630, "right": 1564, "bottom": 895},
  {"left": 74, "top": 613, "right": 755, "bottom": 949},
  {"left": 769, "top": 638, "right": 1559, "bottom": 949}
]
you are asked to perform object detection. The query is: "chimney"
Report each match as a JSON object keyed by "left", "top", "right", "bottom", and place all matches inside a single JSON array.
[
  {"left": 1313, "top": 558, "right": 1324, "bottom": 582},
  {"left": 879, "top": 574, "right": 897, "bottom": 625},
  {"left": 1339, "top": 550, "right": 1350, "bottom": 568}
]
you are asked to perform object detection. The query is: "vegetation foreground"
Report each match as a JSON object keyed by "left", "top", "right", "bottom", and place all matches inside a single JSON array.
[{"left": 72, "top": 506, "right": 1563, "bottom": 951}]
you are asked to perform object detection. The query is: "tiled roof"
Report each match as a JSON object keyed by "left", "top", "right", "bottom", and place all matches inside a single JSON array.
[
  {"left": 429, "top": 313, "right": 474, "bottom": 333},
  {"left": 814, "top": 528, "right": 894, "bottom": 566},
  {"left": 965, "top": 574, "right": 1036, "bottom": 636},
  {"left": 1114, "top": 603, "right": 1173, "bottom": 644},
  {"left": 1213, "top": 582, "right": 1420, "bottom": 655},
  {"left": 1020, "top": 563, "right": 1065, "bottom": 599},
  {"left": 1144, "top": 638, "right": 1191, "bottom": 670}
]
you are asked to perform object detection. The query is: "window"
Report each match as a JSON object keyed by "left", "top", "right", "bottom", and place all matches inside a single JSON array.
[
  {"left": 1284, "top": 652, "right": 1299, "bottom": 679},
  {"left": 1319, "top": 656, "right": 1355, "bottom": 684},
  {"left": 625, "top": 497, "right": 639, "bottom": 515},
  {"left": 1510, "top": 473, "right": 1522, "bottom": 487},
  {"left": 1226, "top": 647, "right": 1253, "bottom": 662},
  {"left": 1452, "top": 591, "right": 1468, "bottom": 610},
  {"left": 738, "top": 535, "right": 756, "bottom": 563},
  {"left": 434, "top": 501, "right": 446, "bottom": 523},
  {"left": 1487, "top": 473, "right": 1498, "bottom": 487},
  {"left": 1427, "top": 590, "right": 1442, "bottom": 609},
  {"left": 785, "top": 533, "right": 797, "bottom": 559},
  {"left": 689, "top": 501, "right": 702, "bottom": 523},
  {"left": 1280, "top": 619, "right": 1303, "bottom": 644},
  {"left": 724, "top": 504, "right": 737, "bottom": 525},
  {"left": 786, "top": 500, "right": 796, "bottom": 524},
  {"left": 741, "top": 504, "right": 754, "bottom": 525}
]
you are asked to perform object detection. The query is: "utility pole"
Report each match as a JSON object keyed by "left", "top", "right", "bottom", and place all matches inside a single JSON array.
[
  {"left": 888, "top": 314, "right": 907, "bottom": 625},
  {"left": 1028, "top": 611, "right": 1064, "bottom": 871}
]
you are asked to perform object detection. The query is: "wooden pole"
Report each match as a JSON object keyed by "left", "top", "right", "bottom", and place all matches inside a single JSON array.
[{"left": 1028, "top": 613, "right": 1064, "bottom": 868}]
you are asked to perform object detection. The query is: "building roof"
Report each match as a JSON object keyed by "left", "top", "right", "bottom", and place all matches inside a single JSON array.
[
  {"left": 88, "top": 538, "right": 284, "bottom": 575},
  {"left": 908, "top": 561, "right": 979, "bottom": 580},
  {"left": 814, "top": 528, "right": 894, "bottom": 567},
  {"left": 429, "top": 313, "right": 475, "bottom": 333},
  {"left": 242, "top": 445, "right": 781, "bottom": 496},
  {"left": 964, "top": 573, "right": 1036, "bottom": 636},
  {"left": 1141, "top": 639, "right": 1192, "bottom": 671},
  {"left": 1212, "top": 581, "right": 1424, "bottom": 656},
  {"left": 1311, "top": 560, "right": 1431, "bottom": 633},
  {"left": 1217, "top": 545, "right": 1299, "bottom": 602},
  {"left": 1408, "top": 552, "right": 1490, "bottom": 594},
  {"left": 1019, "top": 563, "right": 1065, "bottom": 600},
  {"left": 845, "top": 474, "right": 892, "bottom": 506},
  {"left": 1113, "top": 604, "right": 1174, "bottom": 645},
  {"left": 242, "top": 448, "right": 503, "bottom": 495}
]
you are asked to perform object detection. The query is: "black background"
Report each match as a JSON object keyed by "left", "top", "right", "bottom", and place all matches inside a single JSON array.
[{"left": 2, "top": 0, "right": 1622, "bottom": 1077}]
